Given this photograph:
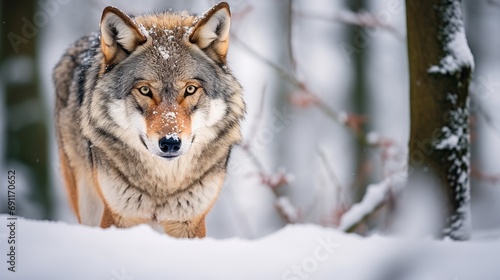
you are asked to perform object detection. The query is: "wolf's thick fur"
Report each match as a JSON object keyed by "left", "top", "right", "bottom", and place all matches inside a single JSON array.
[{"left": 54, "top": 3, "right": 245, "bottom": 238}]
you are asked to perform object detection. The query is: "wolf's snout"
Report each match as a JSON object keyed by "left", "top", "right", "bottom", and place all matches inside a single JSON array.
[{"left": 159, "top": 136, "right": 181, "bottom": 153}]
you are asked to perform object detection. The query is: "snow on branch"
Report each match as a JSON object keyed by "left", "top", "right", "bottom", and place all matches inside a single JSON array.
[
  {"left": 275, "top": 196, "right": 300, "bottom": 223},
  {"left": 338, "top": 171, "right": 407, "bottom": 232}
]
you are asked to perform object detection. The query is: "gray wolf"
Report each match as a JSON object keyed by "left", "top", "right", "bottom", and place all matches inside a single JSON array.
[{"left": 53, "top": 2, "right": 245, "bottom": 238}]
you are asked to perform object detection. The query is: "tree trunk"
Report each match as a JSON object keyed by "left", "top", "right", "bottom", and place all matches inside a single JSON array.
[
  {"left": 1, "top": 1, "right": 51, "bottom": 218},
  {"left": 345, "top": 0, "right": 371, "bottom": 204},
  {"left": 406, "top": 0, "right": 473, "bottom": 240}
]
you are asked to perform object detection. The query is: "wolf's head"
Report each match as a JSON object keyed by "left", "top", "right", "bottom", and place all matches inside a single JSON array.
[{"left": 92, "top": 2, "right": 244, "bottom": 160}]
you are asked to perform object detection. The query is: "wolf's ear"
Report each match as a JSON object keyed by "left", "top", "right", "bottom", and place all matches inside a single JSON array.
[
  {"left": 100, "top": 6, "right": 146, "bottom": 66},
  {"left": 189, "top": 2, "right": 231, "bottom": 64}
]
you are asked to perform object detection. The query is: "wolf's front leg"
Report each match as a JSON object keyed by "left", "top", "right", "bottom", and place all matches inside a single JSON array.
[
  {"left": 100, "top": 205, "right": 148, "bottom": 228},
  {"left": 100, "top": 205, "right": 116, "bottom": 228},
  {"left": 161, "top": 215, "right": 207, "bottom": 238}
]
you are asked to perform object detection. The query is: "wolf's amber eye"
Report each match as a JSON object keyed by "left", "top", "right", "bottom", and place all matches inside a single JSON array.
[
  {"left": 139, "top": 86, "right": 152, "bottom": 97},
  {"left": 185, "top": 85, "right": 198, "bottom": 97}
]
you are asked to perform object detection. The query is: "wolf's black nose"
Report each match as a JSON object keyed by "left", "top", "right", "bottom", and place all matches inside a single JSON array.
[{"left": 159, "top": 137, "right": 181, "bottom": 153}]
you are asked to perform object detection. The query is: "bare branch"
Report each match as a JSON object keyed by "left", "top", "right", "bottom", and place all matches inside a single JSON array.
[
  {"left": 239, "top": 144, "right": 267, "bottom": 175},
  {"left": 474, "top": 100, "right": 500, "bottom": 135},
  {"left": 338, "top": 171, "right": 406, "bottom": 232},
  {"left": 287, "top": 0, "right": 297, "bottom": 72},
  {"left": 275, "top": 196, "right": 300, "bottom": 223},
  {"left": 232, "top": 32, "right": 396, "bottom": 150},
  {"left": 296, "top": 10, "right": 405, "bottom": 41},
  {"left": 486, "top": 0, "right": 500, "bottom": 7},
  {"left": 471, "top": 166, "right": 500, "bottom": 185},
  {"left": 230, "top": 3, "right": 408, "bottom": 230},
  {"left": 317, "top": 148, "right": 349, "bottom": 226},
  {"left": 245, "top": 84, "right": 267, "bottom": 145},
  {"left": 231, "top": 34, "right": 301, "bottom": 88}
]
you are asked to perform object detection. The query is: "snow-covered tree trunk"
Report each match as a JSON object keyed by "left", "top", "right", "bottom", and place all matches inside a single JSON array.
[{"left": 406, "top": 0, "right": 474, "bottom": 240}]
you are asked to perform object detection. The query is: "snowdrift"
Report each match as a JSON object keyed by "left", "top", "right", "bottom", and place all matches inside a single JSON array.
[{"left": 0, "top": 215, "right": 499, "bottom": 280}]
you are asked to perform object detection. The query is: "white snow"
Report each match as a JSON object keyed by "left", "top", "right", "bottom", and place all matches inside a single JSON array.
[
  {"left": 428, "top": 1, "right": 474, "bottom": 75},
  {"left": 157, "top": 45, "right": 170, "bottom": 60},
  {"left": 435, "top": 132, "right": 460, "bottom": 149},
  {"left": 365, "top": 131, "right": 380, "bottom": 145},
  {"left": 265, "top": 168, "right": 295, "bottom": 188},
  {"left": 433, "top": 93, "right": 471, "bottom": 240},
  {"left": 165, "top": 133, "right": 180, "bottom": 141},
  {"left": 0, "top": 215, "right": 499, "bottom": 279},
  {"left": 163, "top": 111, "right": 177, "bottom": 119},
  {"left": 138, "top": 23, "right": 149, "bottom": 37}
]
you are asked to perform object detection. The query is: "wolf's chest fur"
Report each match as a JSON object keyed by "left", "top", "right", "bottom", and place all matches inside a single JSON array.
[
  {"left": 97, "top": 152, "right": 226, "bottom": 223},
  {"left": 54, "top": 3, "right": 245, "bottom": 237},
  {"left": 91, "top": 129, "right": 230, "bottom": 223}
]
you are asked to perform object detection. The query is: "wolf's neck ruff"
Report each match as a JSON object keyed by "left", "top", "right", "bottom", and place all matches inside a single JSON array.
[{"left": 54, "top": 2, "right": 245, "bottom": 238}]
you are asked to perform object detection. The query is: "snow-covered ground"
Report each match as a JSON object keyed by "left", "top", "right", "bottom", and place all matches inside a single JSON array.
[
  {"left": 0, "top": 215, "right": 499, "bottom": 280},
  {"left": 1, "top": 0, "right": 500, "bottom": 278}
]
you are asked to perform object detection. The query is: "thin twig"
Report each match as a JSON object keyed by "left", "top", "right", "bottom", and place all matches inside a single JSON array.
[
  {"left": 86, "top": 0, "right": 105, "bottom": 11},
  {"left": 287, "top": 0, "right": 297, "bottom": 72},
  {"left": 471, "top": 166, "right": 500, "bottom": 185},
  {"left": 474, "top": 101, "right": 500, "bottom": 135},
  {"left": 296, "top": 10, "right": 405, "bottom": 41},
  {"left": 232, "top": 33, "right": 368, "bottom": 141},
  {"left": 246, "top": 84, "right": 267, "bottom": 145},
  {"left": 469, "top": 83, "right": 500, "bottom": 136},
  {"left": 239, "top": 145, "right": 267, "bottom": 174},
  {"left": 230, "top": 4, "right": 407, "bottom": 230},
  {"left": 487, "top": 0, "right": 500, "bottom": 7},
  {"left": 318, "top": 148, "right": 349, "bottom": 226},
  {"left": 232, "top": 34, "right": 301, "bottom": 88}
]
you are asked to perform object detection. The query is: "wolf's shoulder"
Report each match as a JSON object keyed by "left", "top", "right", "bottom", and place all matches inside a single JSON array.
[
  {"left": 53, "top": 33, "right": 101, "bottom": 108},
  {"left": 54, "top": 33, "right": 100, "bottom": 77}
]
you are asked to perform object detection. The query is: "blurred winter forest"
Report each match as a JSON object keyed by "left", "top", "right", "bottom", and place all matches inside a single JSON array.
[{"left": 0, "top": 0, "right": 499, "bottom": 239}]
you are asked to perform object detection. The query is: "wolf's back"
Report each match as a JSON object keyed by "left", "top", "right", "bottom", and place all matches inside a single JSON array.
[
  {"left": 53, "top": 34, "right": 103, "bottom": 222},
  {"left": 53, "top": 35, "right": 98, "bottom": 111},
  {"left": 53, "top": 34, "right": 101, "bottom": 189}
]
